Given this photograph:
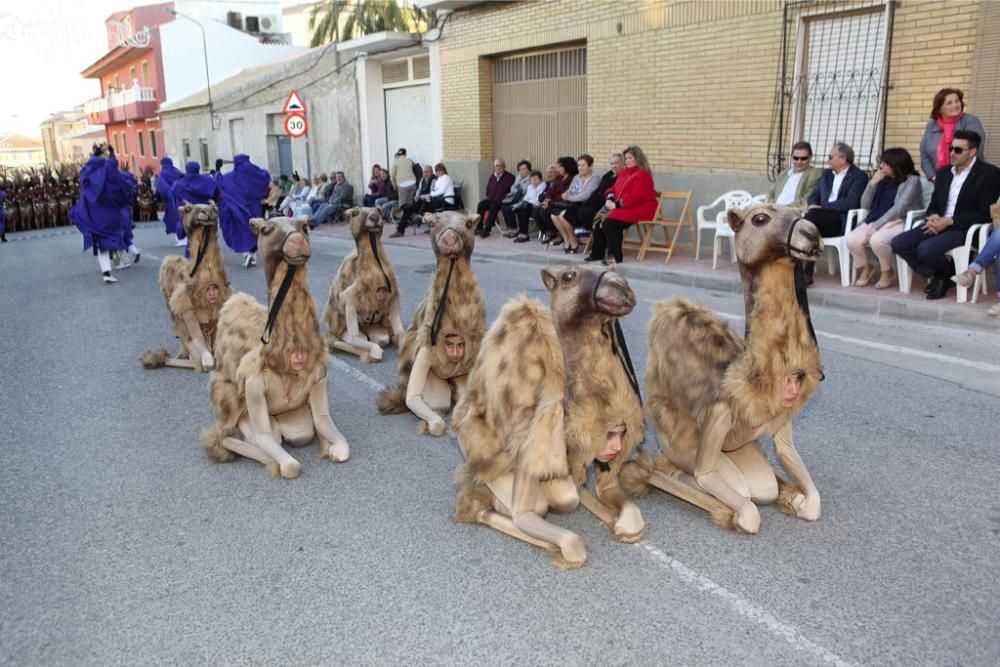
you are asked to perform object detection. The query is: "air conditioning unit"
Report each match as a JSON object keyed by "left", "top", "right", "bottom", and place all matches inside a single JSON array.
[
  {"left": 259, "top": 16, "right": 278, "bottom": 32},
  {"left": 226, "top": 11, "right": 242, "bottom": 30},
  {"left": 244, "top": 16, "right": 260, "bottom": 34}
]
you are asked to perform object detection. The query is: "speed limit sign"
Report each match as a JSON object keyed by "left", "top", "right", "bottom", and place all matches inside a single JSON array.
[{"left": 284, "top": 112, "right": 307, "bottom": 138}]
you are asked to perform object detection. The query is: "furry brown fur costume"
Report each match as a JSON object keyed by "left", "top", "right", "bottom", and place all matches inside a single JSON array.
[
  {"left": 202, "top": 216, "right": 349, "bottom": 478},
  {"left": 323, "top": 207, "right": 404, "bottom": 362},
  {"left": 625, "top": 204, "right": 824, "bottom": 533},
  {"left": 140, "top": 202, "right": 231, "bottom": 372},
  {"left": 376, "top": 211, "right": 486, "bottom": 431}
]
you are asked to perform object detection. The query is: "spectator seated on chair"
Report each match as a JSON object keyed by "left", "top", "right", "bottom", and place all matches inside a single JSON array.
[
  {"left": 308, "top": 174, "right": 331, "bottom": 214},
  {"left": 278, "top": 173, "right": 304, "bottom": 214},
  {"left": 391, "top": 164, "right": 436, "bottom": 236},
  {"left": 953, "top": 210, "right": 1000, "bottom": 316},
  {"left": 891, "top": 130, "right": 1000, "bottom": 300},
  {"left": 584, "top": 145, "right": 658, "bottom": 264},
  {"left": 533, "top": 157, "right": 577, "bottom": 245},
  {"left": 766, "top": 141, "right": 822, "bottom": 208},
  {"left": 801, "top": 141, "right": 869, "bottom": 284},
  {"left": 475, "top": 158, "right": 515, "bottom": 238},
  {"left": 552, "top": 154, "right": 601, "bottom": 253},
  {"left": 499, "top": 159, "right": 532, "bottom": 237},
  {"left": 374, "top": 168, "right": 399, "bottom": 219},
  {"left": 262, "top": 178, "right": 283, "bottom": 218},
  {"left": 847, "top": 148, "right": 924, "bottom": 289},
  {"left": 363, "top": 164, "right": 386, "bottom": 206},
  {"left": 511, "top": 170, "right": 548, "bottom": 243},
  {"left": 311, "top": 171, "right": 355, "bottom": 227},
  {"left": 291, "top": 175, "right": 318, "bottom": 218}
]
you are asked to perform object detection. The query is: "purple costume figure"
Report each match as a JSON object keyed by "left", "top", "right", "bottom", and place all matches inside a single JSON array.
[
  {"left": 1, "top": 188, "right": 7, "bottom": 242},
  {"left": 218, "top": 153, "right": 270, "bottom": 268},
  {"left": 170, "top": 161, "right": 220, "bottom": 242},
  {"left": 117, "top": 167, "right": 141, "bottom": 268},
  {"left": 70, "top": 151, "right": 134, "bottom": 283},
  {"left": 156, "top": 157, "right": 183, "bottom": 238}
]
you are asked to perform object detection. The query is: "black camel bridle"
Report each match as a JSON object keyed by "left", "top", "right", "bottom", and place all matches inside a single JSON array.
[
  {"left": 188, "top": 224, "right": 212, "bottom": 277},
  {"left": 592, "top": 270, "right": 642, "bottom": 403},
  {"left": 430, "top": 256, "right": 457, "bottom": 346},
  {"left": 786, "top": 217, "right": 824, "bottom": 381},
  {"left": 369, "top": 230, "right": 393, "bottom": 293},
  {"left": 261, "top": 230, "right": 302, "bottom": 344}
]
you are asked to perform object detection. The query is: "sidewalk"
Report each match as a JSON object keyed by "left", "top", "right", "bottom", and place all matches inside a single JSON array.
[{"left": 313, "top": 220, "right": 999, "bottom": 332}]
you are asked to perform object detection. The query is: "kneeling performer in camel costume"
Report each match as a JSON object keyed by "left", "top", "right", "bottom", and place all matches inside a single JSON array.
[
  {"left": 376, "top": 211, "right": 486, "bottom": 436},
  {"left": 452, "top": 265, "right": 645, "bottom": 568},
  {"left": 622, "top": 204, "right": 824, "bottom": 533},
  {"left": 323, "top": 207, "right": 404, "bottom": 362},
  {"left": 141, "top": 201, "right": 230, "bottom": 372},
  {"left": 202, "top": 216, "right": 350, "bottom": 479}
]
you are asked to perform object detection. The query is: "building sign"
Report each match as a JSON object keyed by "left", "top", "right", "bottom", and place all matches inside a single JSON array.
[
  {"left": 284, "top": 113, "right": 307, "bottom": 138},
  {"left": 108, "top": 19, "right": 151, "bottom": 48}
]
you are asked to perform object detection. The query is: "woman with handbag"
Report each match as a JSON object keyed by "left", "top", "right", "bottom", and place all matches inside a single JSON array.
[
  {"left": 551, "top": 154, "right": 600, "bottom": 253},
  {"left": 585, "top": 146, "right": 658, "bottom": 264}
]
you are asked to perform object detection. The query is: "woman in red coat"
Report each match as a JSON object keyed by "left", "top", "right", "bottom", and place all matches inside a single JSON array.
[{"left": 585, "top": 145, "right": 658, "bottom": 264}]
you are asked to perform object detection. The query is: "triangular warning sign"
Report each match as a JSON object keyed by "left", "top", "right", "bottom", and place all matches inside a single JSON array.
[{"left": 283, "top": 90, "right": 306, "bottom": 114}]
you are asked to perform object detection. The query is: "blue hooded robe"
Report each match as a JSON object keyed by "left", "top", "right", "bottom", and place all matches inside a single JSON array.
[
  {"left": 170, "top": 161, "right": 220, "bottom": 240},
  {"left": 119, "top": 169, "right": 138, "bottom": 247},
  {"left": 70, "top": 156, "right": 132, "bottom": 253},
  {"left": 218, "top": 154, "right": 270, "bottom": 254},
  {"left": 0, "top": 189, "right": 7, "bottom": 237},
  {"left": 156, "top": 157, "right": 183, "bottom": 235}
]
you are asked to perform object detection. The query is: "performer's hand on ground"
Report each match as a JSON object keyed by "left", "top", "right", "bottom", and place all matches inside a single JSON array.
[
  {"left": 327, "top": 437, "right": 350, "bottom": 463},
  {"left": 279, "top": 458, "right": 302, "bottom": 479},
  {"left": 427, "top": 417, "right": 446, "bottom": 437},
  {"left": 558, "top": 533, "right": 588, "bottom": 565},
  {"left": 790, "top": 491, "right": 821, "bottom": 521},
  {"left": 614, "top": 503, "right": 645, "bottom": 541},
  {"left": 735, "top": 501, "right": 761, "bottom": 534}
]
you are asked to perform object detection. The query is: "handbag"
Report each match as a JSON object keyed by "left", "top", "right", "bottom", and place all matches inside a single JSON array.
[{"left": 592, "top": 204, "right": 611, "bottom": 230}]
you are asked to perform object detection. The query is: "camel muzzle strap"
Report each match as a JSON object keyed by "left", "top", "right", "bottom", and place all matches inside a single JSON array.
[
  {"left": 592, "top": 269, "right": 642, "bottom": 403},
  {"left": 369, "top": 231, "right": 392, "bottom": 293},
  {"left": 786, "top": 216, "right": 819, "bottom": 260},
  {"left": 188, "top": 225, "right": 210, "bottom": 278},
  {"left": 430, "top": 257, "right": 456, "bottom": 346},
  {"left": 261, "top": 264, "right": 298, "bottom": 344}
]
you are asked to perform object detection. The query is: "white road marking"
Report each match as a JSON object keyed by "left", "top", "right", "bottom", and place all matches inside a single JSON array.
[
  {"left": 328, "top": 356, "right": 385, "bottom": 393},
  {"left": 638, "top": 543, "right": 857, "bottom": 667},
  {"left": 326, "top": 352, "right": 857, "bottom": 665}
]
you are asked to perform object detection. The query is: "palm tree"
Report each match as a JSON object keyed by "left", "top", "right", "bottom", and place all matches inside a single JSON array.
[{"left": 309, "top": 0, "right": 430, "bottom": 47}]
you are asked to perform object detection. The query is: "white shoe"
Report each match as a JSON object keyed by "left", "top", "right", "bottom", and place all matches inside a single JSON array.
[
  {"left": 250, "top": 253, "right": 257, "bottom": 267},
  {"left": 988, "top": 302, "right": 1000, "bottom": 317},
  {"left": 115, "top": 257, "right": 132, "bottom": 270},
  {"left": 102, "top": 273, "right": 118, "bottom": 284},
  {"left": 129, "top": 247, "right": 141, "bottom": 264},
  {"left": 242, "top": 253, "right": 253, "bottom": 269},
  {"left": 174, "top": 238, "right": 187, "bottom": 247}
]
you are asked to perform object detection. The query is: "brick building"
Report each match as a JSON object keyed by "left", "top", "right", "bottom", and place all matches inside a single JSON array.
[{"left": 430, "top": 0, "right": 1000, "bottom": 207}]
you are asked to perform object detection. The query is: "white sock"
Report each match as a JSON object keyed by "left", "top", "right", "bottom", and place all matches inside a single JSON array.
[{"left": 97, "top": 250, "right": 112, "bottom": 273}]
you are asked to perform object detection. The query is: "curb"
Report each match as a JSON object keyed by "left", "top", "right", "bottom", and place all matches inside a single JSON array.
[{"left": 471, "top": 248, "right": 999, "bottom": 333}]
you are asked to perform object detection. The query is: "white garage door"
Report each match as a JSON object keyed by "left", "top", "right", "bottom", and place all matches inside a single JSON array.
[{"left": 385, "top": 85, "right": 433, "bottom": 168}]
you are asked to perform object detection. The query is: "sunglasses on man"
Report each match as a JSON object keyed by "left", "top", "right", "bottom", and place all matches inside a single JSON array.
[
  {"left": 791, "top": 155, "right": 811, "bottom": 161},
  {"left": 949, "top": 146, "right": 968, "bottom": 154}
]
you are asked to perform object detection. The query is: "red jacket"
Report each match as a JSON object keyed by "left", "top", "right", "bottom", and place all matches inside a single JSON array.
[
  {"left": 605, "top": 166, "right": 658, "bottom": 223},
  {"left": 543, "top": 174, "right": 571, "bottom": 205}
]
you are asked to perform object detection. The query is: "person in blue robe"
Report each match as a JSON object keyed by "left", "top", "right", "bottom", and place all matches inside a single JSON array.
[
  {"left": 1, "top": 187, "right": 7, "bottom": 242},
  {"left": 69, "top": 144, "right": 134, "bottom": 283},
  {"left": 170, "top": 161, "right": 220, "bottom": 247},
  {"left": 116, "top": 166, "right": 141, "bottom": 268},
  {"left": 218, "top": 153, "right": 270, "bottom": 268},
  {"left": 156, "top": 156, "right": 183, "bottom": 242}
]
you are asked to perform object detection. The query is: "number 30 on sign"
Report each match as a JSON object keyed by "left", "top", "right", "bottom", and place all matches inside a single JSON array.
[{"left": 284, "top": 113, "right": 307, "bottom": 138}]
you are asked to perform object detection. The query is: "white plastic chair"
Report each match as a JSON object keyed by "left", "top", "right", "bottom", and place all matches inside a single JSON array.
[
  {"left": 971, "top": 224, "right": 994, "bottom": 304},
  {"left": 896, "top": 210, "right": 922, "bottom": 294},
  {"left": 696, "top": 190, "right": 751, "bottom": 261},
  {"left": 947, "top": 223, "right": 988, "bottom": 303},
  {"left": 712, "top": 194, "right": 764, "bottom": 270},
  {"left": 820, "top": 208, "right": 864, "bottom": 287},
  {"left": 897, "top": 214, "right": 989, "bottom": 302}
]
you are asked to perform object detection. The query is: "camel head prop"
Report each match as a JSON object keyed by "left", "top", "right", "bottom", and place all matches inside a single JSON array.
[
  {"left": 542, "top": 265, "right": 636, "bottom": 325},
  {"left": 178, "top": 201, "right": 219, "bottom": 236},
  {"left": 423, "top": 210, "right": 480, "bottom": 260},
  {"left": 251, "top": 216, "right": 312, "bottom": 283},
  {"left": 726, "top": 204, "right": 823, "bottom": 269},
  {"left": 345, "top": 206, "right": 385, "bottom": 239}
]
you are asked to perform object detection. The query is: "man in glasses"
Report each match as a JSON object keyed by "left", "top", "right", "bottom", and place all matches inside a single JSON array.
[
  {"left": 891, "top": 130, "right": 1000, "bottom": 300},
  {"left": 766, "top": 141, "right": 822, "bottom": 207},
  {"left": 801, "top": 142, "right": 869, "bottom": 284}
]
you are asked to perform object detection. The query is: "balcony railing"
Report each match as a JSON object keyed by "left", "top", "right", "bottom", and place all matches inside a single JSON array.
[{"left": 84, "top": 85, "right": 158, "bottom": 122}]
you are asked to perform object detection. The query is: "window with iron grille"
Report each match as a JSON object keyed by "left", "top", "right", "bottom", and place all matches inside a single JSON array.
[
  {"left": 494, "top": 46, "right": 587, "bottom": 84},
  {"left": 150, "top": 130, "right": 158, "bottom": 158},
  {"left": 768, "top": 0, "right": 893, "bottom": 179},
  {"left": 199, "top": 139, "right": 209, "bottom": 169},
  {"left": 182, "top": 139, "right": 191, "bottom": 161},
  {"left": 137, "top": 131, "right": 145, "bottom": 157}
]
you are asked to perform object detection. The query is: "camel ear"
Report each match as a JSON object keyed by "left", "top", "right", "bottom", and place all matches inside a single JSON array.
[
  {"left": 727, "top": 207, "right": 745, "bottom": 233},
  {"left": 295, "top": 216, "right": 309, "bottom": 233},
  {"left": 465, "top": 214, "right": 481, "bottom": 230},
  {"left": 540, "top": 267, "right": 559, "bottom": 292},
  {"left": 423, "top": 212, "right": 437, "bottom": 228},
  {"left": 250, "top": 217, "right": 267, "bottom": 236}
]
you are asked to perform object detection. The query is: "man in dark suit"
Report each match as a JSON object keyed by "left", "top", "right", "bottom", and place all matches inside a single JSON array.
[
  {"left": 475, "top": 158, "right": 515, "bottom": 238},
  {"left": 802, "top": 142, "right": 869, "bottom": 283},
  {"left": 891, "top": 130, "right": 1000, "bottom": 300},
  {"left": 391, "top": 164, "right": 436, "bottom": 236}
]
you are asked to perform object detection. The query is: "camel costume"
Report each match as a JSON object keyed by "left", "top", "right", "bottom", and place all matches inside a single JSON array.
[
  {"left": 622, "top": 204, "right": 824, "bottom": 533},
  {"left": 323, "top": 207, "right": 404, "bottom": 362},
  {"left": 202, "top": 216, "right": 350, "bottom": 479},
  {"left": 141, "top": 202, "right": 230, "bottom": 372},
  {"left": 453, "top": 266, "right": 646, "bottom": 569},
  {"left": 376, "top": 211, "right": 486, "bottom": 435}
]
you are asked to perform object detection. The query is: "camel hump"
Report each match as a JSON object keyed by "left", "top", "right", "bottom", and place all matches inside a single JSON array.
[{"left": 649, "top": 297, "right": 740, "bottom": 349}]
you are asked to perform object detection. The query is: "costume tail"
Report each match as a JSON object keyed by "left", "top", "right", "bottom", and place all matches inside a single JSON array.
[
  {"left": 376, "top": 381, "right": 408, "bottom": 414},
  {"left": 201, "top": 423, "right": 237, "bottom": 463},
  {"left": 139, "top": 348, "right": 170, "bottom": 369}
]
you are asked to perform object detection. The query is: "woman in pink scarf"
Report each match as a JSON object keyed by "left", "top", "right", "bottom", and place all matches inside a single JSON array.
[{"left": 919, "top": 88, "right": 986, "bottom": 182}]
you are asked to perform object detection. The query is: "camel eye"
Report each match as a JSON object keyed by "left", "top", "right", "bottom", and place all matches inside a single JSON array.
[
  {"left": 260, "top": 224, "right": 274, "bottom": 236},
  {"left": 299, "top": 221, "right": 309, "bottom": 234},
  {"left": 751, "top": 213, "right": 769, "bottom": 227},
  {"left": 563, "top": 271, "right": 576, "bottom": 282}
]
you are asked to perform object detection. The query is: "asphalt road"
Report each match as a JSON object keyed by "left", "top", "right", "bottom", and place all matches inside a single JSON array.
[{"left": 2, "top": 224, "right": 998, "bottom": 666}]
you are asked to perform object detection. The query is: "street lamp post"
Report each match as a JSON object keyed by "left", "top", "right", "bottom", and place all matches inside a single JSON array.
[{"left": 165, "top": 7, "right": 219, "bottom": 131}]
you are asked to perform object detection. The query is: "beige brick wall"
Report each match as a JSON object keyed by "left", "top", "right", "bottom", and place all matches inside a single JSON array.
[{"left": 439, "top": 0, "right": 985, "bottom": 178}]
